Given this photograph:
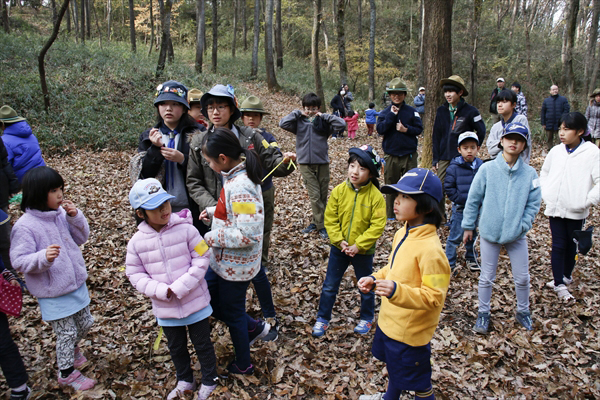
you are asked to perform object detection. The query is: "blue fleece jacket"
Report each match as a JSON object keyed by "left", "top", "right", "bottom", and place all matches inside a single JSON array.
[
  {"left": 462, "top": 155, "right": 541, "bottom": 244},
  {"left": 376, "top": 102, "right": 423, "bottom": 157},
  {"left": 365, "top": 109, "right": 379, "bottom": 124},
  {"left": 444, "top": 155, "right": 483, "bottom": 206},
  {"left": 2, "top": 120, "right": 45, "bottom": 182}
]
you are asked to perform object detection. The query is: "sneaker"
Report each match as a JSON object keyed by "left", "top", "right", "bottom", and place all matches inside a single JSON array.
[
  {"left": 515, "top": 311, "right": 534, "bottom": 331},
  {"left": 354, "top": 320, "right": 373, "bottom": 335},
  {"left": 57, "top": 370, "right": 96, "bottom": 391},
  {"left": 73, "top": 346, "right": 87, "bottom": 369},
  {"left": 197, "top": 383, "right": 217, "bottom": 400},
  {"left": 473, "top": 312, "right": 491, "bottom": 334},
  {"left": 10, "top": 386, "right": 31, "bottom": 400},
  {"left": 167, "top": 380, "right": 197, "bottom": 400},
  {"left": 359, "top": 393, "right": 386, "bottom": 400},
  {"left": 261, "top": 318, "right": 278, "bottom": 342},
  {"left": 301, "top": 224, "right": 317, "bottom": 234},
  {"left": 466, "top": 260, "right": 480, "bottom": 272},
  {"left": 546, "top": 276, "right": 573, "bottom": 288},
  {"left": 554, "top": 284, "right": 575, "bottom": 301},
  {"left": 312, "top": 317, "right": 329, "bottom": 337},
  {"left": 319, "top": 228, "right": 329, "bottom": 239},
  {"left": 227, "top": 362, "right": 255, "bottom": 375},
  {"left": 248, "top": 319, "right": 270, "bottom": 346}
]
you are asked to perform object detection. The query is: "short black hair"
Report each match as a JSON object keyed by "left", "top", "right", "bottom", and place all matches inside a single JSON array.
[
  {"left": 369, "top": 102, "right": 375, "bottom": 109},
  {"left": 391, "top": 192, "right": 443, "bottom": 228},
  {"left": 496, "top": 89, "right": 517, "bottom": 104},
  {"left": 442, "top": 84, "right": 462, "bottom": 95},
  {"left": 348, "top": 153, "right": 380, "bottom": 190},
  {"left": 511, "top": 82, "right": 521, "bottom": 91},
  {"left": 20, "top": 166, "right": 64, "bottom": 212},
  {"left": 302, "top": 92, "right": 321, "bottom": 108},
  {"left": 560, "top": 112, "right": 588, "bottom": 133}
]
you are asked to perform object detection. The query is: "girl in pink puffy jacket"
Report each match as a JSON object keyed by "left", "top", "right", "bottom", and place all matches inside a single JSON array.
[{"left": 126, "top": 178, "right": 217, "bottom": 400}]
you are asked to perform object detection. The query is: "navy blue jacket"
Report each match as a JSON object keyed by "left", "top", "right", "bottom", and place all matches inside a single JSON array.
[
  {"left": 541, "top": 94, "right": 570, "bottom": 131},
  {"left": 432, "top": 100, "right": 486, "bottom": 164},
  {"left": 376, "top": 102, "right": 423, "bottom": 157},
  {"left": 444, "top": 155, "right": 483, "bottom": 206}
]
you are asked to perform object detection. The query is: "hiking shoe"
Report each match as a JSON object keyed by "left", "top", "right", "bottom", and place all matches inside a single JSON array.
[
  {"left": 73, "top": 346, "right": 87, "bottom": 369},
  {"left": 57, "top": 370, "right": 96, "bottom": 391},
  {"left": 354, "top": 320, "right": 373, "bottom": 335},
  {"left": 167, "top": 380, "right": 197, "bottom": 400},
  {"left": 301, "top": 224, "right": 317, "bottom": 234},
  {"left": 473, "top": 312, "right": 491, "bottom": 334},
  {"left": 546, "top": 276, "right": 573, "bottom": 289},
  {"left": 227, "top": 362, "right": 255, "bottom": 375},
  {"left": 248, "top": 319, "right": 270, "bottom": 346},
  {"left": 312, "top": 317, "right": 329, "bottom": 337},
  {"left": 319, "top": 228, "right": 329, "bottom": 239},
  {"left": 554, "top": 284, "right": 575, "bottom": 301},
  {"left": 516, "top": 311, "right": 534, "bottom": 331},
  {"left": 359, "top": 393, "right": 386, "bottom": 400},
  {"left": 261, "top": 318, "right": 278, "bottom": 342},
  {"left": 197, "top": 383, "right": 217, "bottom": 400},
  {"left": 10, "top": 386, "right": 31, "bottom": 400},
  {"left": 466, "top": 260, "right": 480, "bottom": 272}
]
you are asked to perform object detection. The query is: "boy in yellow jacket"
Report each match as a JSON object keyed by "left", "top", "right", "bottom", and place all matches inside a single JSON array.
[{"left": 358, "top": 168, "right": 451, "bottom": 400}]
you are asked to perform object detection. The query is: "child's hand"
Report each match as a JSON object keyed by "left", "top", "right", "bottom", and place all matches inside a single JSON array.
[
  {"left": 149, "top": 128, "right": 163, "bottom": 147},
  {"left": 358, "top": 276, "right": 375, "bottom": 293},
  {"left": 160, "top": 147, "right": 184, "bottom": 164},
  {"left": 463, "top": 230, "right": 473, "bottom": 244},
  {"left": 46, "top": 244, "right": 61, "bottom": 262},
  {"left": 200, "top": 209, "right": 210, "bottom": 222},
  {"left": 340, "top": 240, "right": 349, "bottom": 250},
  {"left": 391, "top": 105, "right": 399, "bottom": 114},
  {"left": 373, "top": 279, "right": 395, "bottom": 297},
  {"left": 282, "top": 152, "right": 297, "bottom": 163},
  {"left": 343, "top": 244, "right": 359, "bottom": 257},
  {"left": 166, "top": 288, "right": 174, "bottom": 299},
  {"left": 301, "top": 110, "right": 310, "bottom": 118},
  {"left": 61, "top": 200, "right": 78, "bottom": 217}
]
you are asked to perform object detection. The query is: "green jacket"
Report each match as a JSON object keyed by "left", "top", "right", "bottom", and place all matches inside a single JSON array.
[
  {"left": 186, "top": 124, "right": 293, "bottom": 211},
  {"left": 324, "top": 179, "right": 386, "bottom": 255}
]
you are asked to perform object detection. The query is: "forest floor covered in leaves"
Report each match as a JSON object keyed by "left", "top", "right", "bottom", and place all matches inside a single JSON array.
[{"left": 2, "top": 84, "right": 600, "bottom": 399}]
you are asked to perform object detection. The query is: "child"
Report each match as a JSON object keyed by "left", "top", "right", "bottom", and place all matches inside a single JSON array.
[
  {"left": 10, "top": 166, "right": 96, "bottom": 391},
  {"left": 357, "top": 168, "right": 450, "bottom": 400},
  {"left": 188, "top": 88, "right": 209, "bottom": 128},
  {"left": 444, "top": 132, "right": 483, "bottom": 272},
  {"left": 344, "top": 110, "right": 360, "bottom": 140},
  {"left": 279, "top": 93, "right": 346, "bottom": 239},
  {"left": 312, "top": 145, "right": 386, "bottom": 337},
  {"left": 486, "top": 89, "right": 531, "bottom": 164},
  {"left": 0, "top": 105, "right": 46, "bottom": 182},
  {"left": 365, "top": 103, "right": 379, "bottom": 137},
  {"left": 199, "top": 128, "right": 270, "bottom": 375},
  {"left": 540, "top": 112, "right": 599, "bottom": 301},
  {"left": 126, "top": 178, "right": 218, "bottom": 400},
  {"left": 585, "top": 88, "right": 600, "bottom": 147},
  {"left": 510, "top": 82, "right": 528, "bottom": 117},
  {"left": 462, "top": 123, "right": 541, "bottom": 334}
]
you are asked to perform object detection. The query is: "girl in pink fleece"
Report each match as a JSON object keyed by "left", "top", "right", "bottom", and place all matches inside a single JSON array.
[
  {"left": 344, "top": 111, "right": 360, "bottom": 140},
  {"left": 126, "top": 178, "right": 217, "bottom": 400}
]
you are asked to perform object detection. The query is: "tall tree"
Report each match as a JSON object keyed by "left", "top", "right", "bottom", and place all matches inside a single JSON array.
[
  {"left": 265, "top": 0, "right": 279, "bottom": 90},
  {"left": 368, "top": 0, "right": 375, "bottom": 101},
  {"left": 148, "top": 0, "right": 155, "bottom": 55},
  {"left": 508, "top": 0, "right": 520, "bottom": 39},
  {"left": 584, "top": 0, "right": 599, "bottom": 95},
  {"left": 417, "top": 0, "right": 425, "bottom": 86},
  {"left": 522, "top": 0, "right": 539, "bottom": 81},
  {"left": 106, "top": 0, "right": 111, "bottom": 40},
  {"left": 128, "top": 0, "right": 136, "bottom": 52},
  {"left": 321, "top": 18, "right": 333, "bottom": 70},
  {"left": 562, "top": 0, "right": 579, "bottom": 108},
  {"left": 469, "top": 0, "right": 482, "bottom": 106},
  {"left": 195, "top": 0, "right": 205, "bottom": 72},
  {"left": 357, "top": 0, "right": 362, "bottom": 39},
  {"left": 251, "top": 0, "right": 259, "bottom": 77},
  {"left": 232, "top": 0, "right": 238, "bottom": 57},
  {"left": 312, "top": 0, "right": 325, "bottom": 111},
  {"left": 2, "top": 0, "right": 10, "bottom": 33},
  {"left": 211, "top": 0, "right": 218, "bottom": 72},
  {"left": 80, "top": 0, "right": 85, "bottom": 43},
  {"left": 275, "top": 0, "right": 283, "bottom": 68},
  {"left": 51, "top": 0, "right": 57, "bottom": 25},
  {"left": 85, "top": 0, "right": 90, "bottom": 38},
  {"left": 156, "top": 0, "right": 173, "bottom": 75},
  {"left": 72, "top": 0, "right": 80, "bottom": 41},
  {"left": 336, "top": 0, "right": 348, "bottom": 85},
  {"left": 66, "top": 4, "right": 71, "bottom": 32},
  {"left": 422, "top": 0, "right": 454, "bottom": 168},
  {"left": 242, "top": 0, "right": 248, "bottom": 50}
]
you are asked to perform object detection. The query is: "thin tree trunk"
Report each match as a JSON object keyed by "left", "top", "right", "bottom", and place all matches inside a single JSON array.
[
  {"left": 156, "top": 0, "right": 173, "bottom": 76},
  {"left": 469, "top": 0, "right": 482, "bottom": 106},
  {"left": 584, "top": 0, "right": 599, "bottom": 95},
  {"left": 275, "top": 0, "right": 283, "bottom": 68},
  {"left": 523, "top": 0, "right": 539, "bottom": 81},
  {"left": 251, "top": 0, "right": 259, "bottom": 77},
  {"left": 80, "top": 0, "right": 85, "bottom": 42},
  {"left": 211, "top": 0, "right": 218, "bottom": 72},
  {"left": 242, "top": 0, "right": 247, "bottom": 50},
  {"left": 508, "top": 0, "right": 519, "bottom": 39},
  {"left": 312, "top": 0, "right": 325, "bottom": 111},
  {"left": 321, "top": 18, "right": 332, "bottom": 71},
  {"left": 51, "top": 0, "right": 57, "bottom": 25},
  {"left": 195, "top": 0, "right": 204, "bottom": 72},
  {"left": 417, "top": 0, "right": 424, "bottom": 86},
  {"left": 422, "top": 0, "right": 454, "bottom": 168},
  {"left": 129, "top": 0, "right": 136, "bottom": 51},
  {"left": 86, "top": 0, "right": 91, "bottom": 38},
  {"left": 265, "top": 0, "right": 279, "bottom": 90},
  {"left": 66, "top": 4, "right": 71, "bottom": 32},
  {"left": 91, "top": 0, "right": 102, "bottom": 47},
  {"left": 40, "top": 0, "right": 71, "bottom": 112},
  {"left": 106, "top": 0, "right": 111, "bottom": 40},
  {"left": 232, "top": 0, "right": 238, "bottom": 58},
  {"left": 409, "top": 0, "right": 413, "bottom": 57},
  {"left": 148, "top": 0, "right": 154, "bottom": 55},
  {"left": 122, "top": 0, "right": 126, "bottom": 25},
  {"left": 2, "top": 0, "right": 10, "bottom": 33},
  {"left": 368, "top": 0, "right": 375, "bottom": 101},
  {"left": 562, "top": 0, "right": 579, "bottom": 108},
  {"left": 336, "top": 0, "right": 347, "bottom": 84},
  {"left": 358, "top": 0, "right": 362, "bottom": 39},
  {"left": 72, "top": 0, "right": 80, "bottom": 41}
]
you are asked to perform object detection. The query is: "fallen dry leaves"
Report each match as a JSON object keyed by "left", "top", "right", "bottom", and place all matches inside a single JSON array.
[{"left": 2, "top": 85, "right": 599, "bottom": 399}]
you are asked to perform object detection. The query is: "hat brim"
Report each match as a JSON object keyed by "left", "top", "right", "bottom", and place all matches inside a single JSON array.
[
  {"left": 590, "top": 91, "right": 600, "bottom": 98},
  {"left": 139, "top": 193, "right": 176, "bottom": 210},
  {"left": 239, "top": 108, "right": 270, "bottom": 115},
  {"left": 387, "top": 88, "right": 408, "bottom": 93},
  {"left": 381, "top": 183, "right": 424, "bottom": 196},
  {"left": 0, "top": 116, "right": 26, "bottom": 123},
  {"left": 154, "top": 93, "right": 190, "bottom": 110},
  {"left": 349, "top": 147, "right": 379, "bottom": 177},
  {"left": 200, "top": 93, "right": 242, "bottom": 122},
  {"left": 439, "top": 79, "right": 469, "bottom": 97}
]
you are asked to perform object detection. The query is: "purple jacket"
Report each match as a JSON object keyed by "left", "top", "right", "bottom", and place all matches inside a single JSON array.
[
  {"left": 126, "top": 209, "right": 211, "bottom": 319},
  {"left": 10, "top": 207, "right": 89, "bottom": 298}
]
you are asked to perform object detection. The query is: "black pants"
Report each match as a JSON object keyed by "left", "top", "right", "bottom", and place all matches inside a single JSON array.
[
  {"left": 0, "top": 312, "right": 28, "bottom": 389},
  {"left": 549, "top": 217, "right": 583, "bottom": 286},
  {"left": 162, "top": 318, "right": 217, "bottom": 386}
]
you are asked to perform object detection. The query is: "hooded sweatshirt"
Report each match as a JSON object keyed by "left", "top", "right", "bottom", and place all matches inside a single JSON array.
[{"left": 2, "top": 120, "right": 45, "bottom": 182}]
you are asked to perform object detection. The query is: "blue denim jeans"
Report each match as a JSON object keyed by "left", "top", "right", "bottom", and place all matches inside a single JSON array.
[
  {"left": 317, "top": 246, "right": 375, "bottom": 322},
  {"left": 445, "top": 204, "right": 477, "bottom": 267}
]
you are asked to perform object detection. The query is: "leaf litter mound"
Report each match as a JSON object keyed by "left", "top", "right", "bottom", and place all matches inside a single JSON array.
[{"left": 3, "top": 84, "right": 599, "bottom": 399}]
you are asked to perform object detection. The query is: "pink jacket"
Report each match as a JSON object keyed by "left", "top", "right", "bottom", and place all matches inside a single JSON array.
[
  {"left": 126, "top": 209, "right": 211, "bottom": 319},
  {"left": 344, "top": 113, "right": 359, "bottom": 131}
]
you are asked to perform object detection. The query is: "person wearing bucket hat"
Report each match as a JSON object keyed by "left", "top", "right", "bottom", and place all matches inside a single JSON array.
[
  {"left": 312, "top": 145, "right": 386, "bottom": 338},
  {"left": 357, "top": 168, "right": 450, "bottom": 400},
  {"left": 585, "top": 88, "right": 600, "bottom": 146},
  {"left": 462, "top": 121, "right": 541, "bottom": 334},
  {"left": 187, "top": 88, "right": 208, "bottom": 129},
  {"left": 432, "top": 75, "right": 485, "bottom": 219},
  {"left": 0, "top": 105, "right": 46, "bottom": 182},
  {"left": 376, "top": 78, "right": 423, "bottom": 220}
]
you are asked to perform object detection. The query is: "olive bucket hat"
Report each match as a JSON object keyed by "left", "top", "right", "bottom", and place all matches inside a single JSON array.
[
  {"left": 386, "top": 78, "right": 409, "bottom": 93},
  {"left": 188, "top": 88, "right": 203, "bottom": 104},
  {"left": 239, "top": 96, "right": 270, "bottom": 115},
  {"left": 590, "top": 88, "right": 600, "bottom": 98},
  {"left": 0, "top": 105, "right": 26, "bottom": 123},
  {"left": 439, "top": 75, "right": 469, "bottom": 97}
]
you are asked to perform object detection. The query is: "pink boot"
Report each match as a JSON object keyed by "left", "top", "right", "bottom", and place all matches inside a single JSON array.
[{"left": 58, "top": 370, "right": 96, "bottom": 391}]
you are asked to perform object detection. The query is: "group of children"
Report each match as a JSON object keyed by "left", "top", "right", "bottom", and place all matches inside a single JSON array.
[{"left": 0, "top": 76, "right": 598, "bottom": 400}]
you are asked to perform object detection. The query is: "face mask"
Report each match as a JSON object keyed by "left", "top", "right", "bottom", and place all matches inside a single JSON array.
[{"left": 340, "top": 91, "right": 346, "bottom": 96}]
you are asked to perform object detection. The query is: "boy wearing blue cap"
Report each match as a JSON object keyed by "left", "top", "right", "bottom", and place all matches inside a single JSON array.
[
  {"left": 462, "top": 123, "right": 541, "bottom": 334},
  {"left": 358, "top": 168, "right": 451, "bottom": 400}
]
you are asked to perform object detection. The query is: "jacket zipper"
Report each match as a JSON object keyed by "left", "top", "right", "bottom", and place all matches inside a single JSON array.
[
  {"left": 346, "top": 188, "right": 359, "bottom": 241},
  {"left": 158, "top": 228, "right": 182, "bottom": 318}
]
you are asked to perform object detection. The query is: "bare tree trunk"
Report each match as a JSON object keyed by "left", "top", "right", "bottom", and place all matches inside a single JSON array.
[
  {"left": 422, "top": 0, "right": 454, "bottom": 168},
  {"left": 358, "top": 0, "right": 362, "bottom": 39},
  {"left": 275, "top": 0, "right": 283, "bottom": 68},
  {"left": 508, "top": 0, "right": 519, "bottom": 39},
  {"left": 417, "top": 0, "right": 424, "bottom": 86},
  {"left": 523, "top": 0, "right": 539, "bottom": 81},
  {"left": 66, "top": 4, "right": 71, "bottom": 32},
  {"left": 368, "top": 0, "right": 375, "bottom": 101},
  {"left": 91, "top": 0, "right": 102, "bottom": 47},
  {"left": 251, "top": 0, "right": 259, "bottom": 77},
  {"left": 242, "top": 0, "right": 247, "bottom": 50},
  {"left": 106, "top": 0, "right": 111, "bottom": 40},
  {"left": 40, "top": 0, "right": 71, "bottom": 112},
  {"left": 232, "top": 0, "right": 238, "bottom": 57},
  {"left": 321, "top": 18, "right": 332, "bottom": 70},
  {"left": 2, "top": 0, "right": 10, "bottom": 33},
  {"left": 86, "top": 0, "right": 90, "bottom": 38},
  {"left": 265, "top": 0, "right": 279, "bottom": 90},
  {"left": 312, "top": 0, "right": 325, "bottom": 111},
  {"left": 51, "top": 0, "right": 57, "bottom": 25},
  {"left": 562, "top": 0, "right": 579, "bottom": 108},
  {"left": 469, "top": 0, "right": 482, "bottom": 106},
  {"left": 148, "top": 0, "right": 154, "bottom": 55},
  {"left": 584, "top": 0, "right": 599, "bottom": 95},
  {"left": 72, "top": 0, "right": 80, "bottom": 41},
  {"left": 156, "top": 0, "right": 173, "bottom": 76},
  {"left": 211, "top": 0, "right": 218, "bottom": 72},
  {"left": 80, "top": 0, "right": 85, "bottom": 43},
  {"left": 409, "top": 0, "right": 413, "bottom": 57},
  {"left": 195, "top": 0, "right": 204, "bottom": 72},
  {"left": 128, "top": 0, "right": 136, "bottom": 51},
  {"left": 336, "top": 0, "right": 347, "bottom": 84}
]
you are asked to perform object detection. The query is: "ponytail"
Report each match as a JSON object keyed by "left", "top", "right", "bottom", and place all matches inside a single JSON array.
[{"left": 241, "top": 148, "right": 263, "bottom": 185}]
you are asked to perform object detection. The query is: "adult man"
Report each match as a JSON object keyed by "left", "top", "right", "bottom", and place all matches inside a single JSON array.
[
  {"left": 510, "top": 82, "right": 528, "bottom": 117},
  {"left": 414, "top": 87, "right": 425, "bottom": 118},
  {"left": 489, "top": 78, "right": 505, "bottom": 121},
  {"left": 541, "top": 85, "right": 570, "bottom": 151}
]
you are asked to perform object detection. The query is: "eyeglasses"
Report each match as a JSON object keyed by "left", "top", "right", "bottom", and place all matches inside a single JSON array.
[{"left": 207, "top": 105, "right": 229, "bottom": 113}]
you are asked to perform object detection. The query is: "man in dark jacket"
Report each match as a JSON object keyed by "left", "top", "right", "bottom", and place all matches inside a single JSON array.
[
  {"left": 489, "top": 77, "right": 505, "bottom": 122},
  {"left": 376, "top": 78, "right": 423, "bottom": 219},
  {"left": 541, "top": 85, "right": 570, "bottom": 151}
]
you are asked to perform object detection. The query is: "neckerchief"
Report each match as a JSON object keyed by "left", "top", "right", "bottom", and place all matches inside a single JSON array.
[{"left": 160, "top": 123, "right": 179, "bottom": 190}]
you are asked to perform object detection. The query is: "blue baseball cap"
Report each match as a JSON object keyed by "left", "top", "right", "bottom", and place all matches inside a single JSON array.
[
  {"left": 499, "top": 122, "right": 529, "bottom": 149},
  {"left": 381, "top": 168, "right": 443, "bottom": 203},
  {"left": 129, "top": 178, "right": 175, "bottom": 210}
]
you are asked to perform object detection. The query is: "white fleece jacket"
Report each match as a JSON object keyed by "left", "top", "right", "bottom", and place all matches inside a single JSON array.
[{"left": 540, "top": 141, "right": 600, "bottom": 219}]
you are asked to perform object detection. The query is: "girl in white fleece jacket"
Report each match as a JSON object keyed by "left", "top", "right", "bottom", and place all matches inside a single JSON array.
[{"left": 540, "top": 112, "right": 600, "bottom": 301}]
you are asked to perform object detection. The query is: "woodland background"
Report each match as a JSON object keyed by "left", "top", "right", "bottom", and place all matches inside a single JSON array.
[{"left": 0, "top": 0, "right": 599, "bottom": 399}]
